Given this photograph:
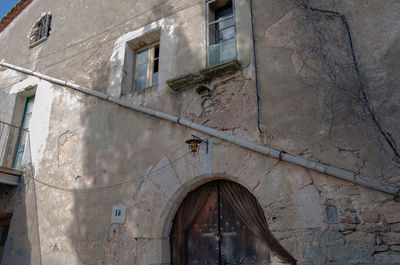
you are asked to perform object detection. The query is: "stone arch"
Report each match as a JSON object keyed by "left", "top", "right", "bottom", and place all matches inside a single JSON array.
[
  {"left": 131, "top": 142, "right": 317, "bottom": 264},
  {"left": 163, "top": 177, "right": 296, "bottom": 264}
]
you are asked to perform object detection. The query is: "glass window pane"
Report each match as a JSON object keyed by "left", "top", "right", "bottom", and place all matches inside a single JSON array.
[
  {"left": 136, "top": 49, "right": 148, "bottom": 65},
  {"left": 152, "top": 72, "right": 158, "bottom": 86},
  {"left": 135, "top": 63, "right": 148, "bottom": 78},
  {"left": 219, "top": 41, "right": 236, "bottom": 62},
  {"left": 218, "top": 17, "right": 234, "bottom": 30},
  {"left": 135, "top": 77, "right": 147, "bottom": 90},
  {"left": 215, "top": 6, "right": 233, "bottom": 20},
  {"left": 154, "top": 45, "right": 159, "bottom": 59},
  {"left": 218, "top": 27, "right": 235, "bottom": 43},
  {"left": 153, "top": 58, "right": 159, "bottom": 74}
]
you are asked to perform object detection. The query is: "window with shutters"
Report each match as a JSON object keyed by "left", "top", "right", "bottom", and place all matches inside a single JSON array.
[{"left": 29, "top": 13, "right": 52, "bottom": 47}]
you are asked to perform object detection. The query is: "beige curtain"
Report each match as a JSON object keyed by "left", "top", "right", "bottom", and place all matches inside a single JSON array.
[
  {"left": 171, "top": 182, "right": 213, "bottom": 265},
  {"left": 220, "top": 181, "right": 297, "bottom": 265}
]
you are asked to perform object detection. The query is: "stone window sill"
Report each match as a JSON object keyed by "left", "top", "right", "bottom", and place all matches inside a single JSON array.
[
  {"left": 167, "top": 59, "right": 240, "bottom": 92},
  {"left": 29, "top": 37, "right": 48, "bottom": 48}
]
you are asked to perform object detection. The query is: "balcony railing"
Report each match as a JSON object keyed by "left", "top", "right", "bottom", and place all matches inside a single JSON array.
[
  {"left": 0, "top": 121, "right": 29, "bottom": 170},
  {"left": 207, "top": 38, "right": 236, "bottom": 67}
]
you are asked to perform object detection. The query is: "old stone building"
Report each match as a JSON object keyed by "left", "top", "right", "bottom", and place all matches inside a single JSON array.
[{"left": 0, "top": 0, "right": 399, "bottom": 264}]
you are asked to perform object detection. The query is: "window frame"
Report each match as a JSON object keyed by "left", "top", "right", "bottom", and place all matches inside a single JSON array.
[
  {"left": 133, "top": 42, "right": 160, "bottom": 90},
  {"left": 206, "top": 0, "right": 236, "bottom": 47},
  {"left": 206, "top": 0, "right": 237, "bottom": 66},
  {"left": 13, "top": 96, "right": 35, "bottom": 169},
  {"left": 29, "top": 13, "right": 52, "bottom": 48}
]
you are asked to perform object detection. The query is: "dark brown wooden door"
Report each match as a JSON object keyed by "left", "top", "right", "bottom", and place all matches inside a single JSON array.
[{"left": 172, "top": 181, "right": 270, "bottom": 265}]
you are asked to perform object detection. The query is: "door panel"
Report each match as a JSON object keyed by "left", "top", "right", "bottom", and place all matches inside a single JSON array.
[
  {"left": 219, "top": 186, "right": 270, "bottom": 265},
  {"left": 172, "top": 181, "right": 271, "bottom": 265},
  {"left": 185, "top": 185, "right": 220, "bottom": 264},
  {"left": 0, "top": 218, "right": 11, "bottom": 263}
]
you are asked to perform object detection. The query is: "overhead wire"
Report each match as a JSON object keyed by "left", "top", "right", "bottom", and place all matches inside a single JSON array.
[
  {"left": 0, "top": 0, "right": 204, "bottom": 93},
  {"left": 1, "top": 0, "right": 202, "bottom": 71},
  {"left": 30, "top": 150, "right": 191, "bottom": 193},
  {"left": 0, "top": 0, "right": 202, "bottom": 92}
]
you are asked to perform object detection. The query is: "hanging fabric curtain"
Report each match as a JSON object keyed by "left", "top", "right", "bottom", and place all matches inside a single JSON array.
[
  {"left": 220, "top": 181, "right": 297, "bottom": 265},
  {"left": 170, "top": 182, "right": 214, "bottom": 265}
]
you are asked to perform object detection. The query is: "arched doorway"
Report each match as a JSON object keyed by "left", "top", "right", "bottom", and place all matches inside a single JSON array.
[{"left": 170, "top": 180, "right": 296, "bottom": 265}]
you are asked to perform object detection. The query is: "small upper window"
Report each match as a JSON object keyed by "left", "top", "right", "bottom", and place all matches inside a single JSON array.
[
  {"left": 29, "top": 13, "right": 52, "bottom": 47},
  {"left": 134, "top": 43, "right": 159, "bottom": 90},
  {"left": 206, "top": 0, "right": 236, "bottom": 66}
]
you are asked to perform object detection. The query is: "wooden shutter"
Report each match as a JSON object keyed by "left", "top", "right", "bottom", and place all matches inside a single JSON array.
[{"left": 38, "top": 14, "right": 51, "bottom": 41}]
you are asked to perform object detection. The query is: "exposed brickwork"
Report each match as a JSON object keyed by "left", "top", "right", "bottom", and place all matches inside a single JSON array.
[{"left": 0, "top": 0, "right": 33, "bottom": 33}]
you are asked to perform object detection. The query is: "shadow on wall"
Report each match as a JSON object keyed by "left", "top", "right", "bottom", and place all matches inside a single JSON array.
[
  {"left": 2, "top": 173, "right": 41, "bottom": 265},
  {"left": 66, "top": 0, "right": 203, "bottom": 264}
]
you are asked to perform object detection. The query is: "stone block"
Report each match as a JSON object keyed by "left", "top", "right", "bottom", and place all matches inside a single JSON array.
[
  {"left": 168, "top": 148, "right": 205, "bottom": 186},
  {"left": 345, "top": 231, "right": 375, "bottom": 247},
  {"left": 253, "top": 162, "right": 312, "bottom": 207},
  {"left": 381, "top": 232, "right": 400, "bottom": 245},
  {"left": 133, "top": 179, "right": 167, "bottom": 214},
  {"left": 357, "top": 223, "right": 389, "bottom": 233},
  {"left": 149, "top": 155, "right": 181, "bottom": 200},
  {"left": 339, "top": 223, "right": 356, "bottom": 232},
  {"left": 359, "top": 207, "right": 380, "bottom": 223},
  {"left": 212, "top": 143, "right": 278, "bottom": 191},
  {"left": 309, "top": 170, "right": 355, "bottom": 190},
  {"left": 374, "top": 244, "right": 389, "bottom": 252},
  {"left": 391, "top": 223, "right": 400, "bottom": 232},
  {"left": 326, "top": 206, "right": 339, "bottom": 224},
  {"left": 130, "top": 207, "right": 161, "bottom": 238},
  {"left": 135, "top": 238, "right": 164, "bottom": 265},
  {"left": 340, "top": 209, "right": 360, "bottom": 224},
  {"left": 390, "top": 245, "right": 400, "bottom": 252},
  {"left": 382, "top": 201, "right": 400, "bottom": 224},
  {"left": 374, "top": 252, "right": 400, "bottom": 264},
  {"left": 266, "top": 185, "right": 326, "bottom": 230},
  {"left": 341, "top": 186, "right": 360, "bottom": 195}
]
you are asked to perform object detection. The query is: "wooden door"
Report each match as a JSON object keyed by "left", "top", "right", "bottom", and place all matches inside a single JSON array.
[
  {"left": 172, "top": 181, "right": 270, "bottom": 265},
  {"left": 0, "top": 218, "right": 11, "bottom": 263}
]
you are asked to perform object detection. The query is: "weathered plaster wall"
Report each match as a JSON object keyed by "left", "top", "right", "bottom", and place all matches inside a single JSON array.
[
  {"left": 0, "top": 0, "right": 399, "bottom": 264},
  {"left": 1, "top": 83, "right": 398, "bottom": 264},
  {"left": 0, "top": 184, "right": 15, "bottom": 218},
  {"left": 255, "top": 0, "right": 400, "bottom": 181}
]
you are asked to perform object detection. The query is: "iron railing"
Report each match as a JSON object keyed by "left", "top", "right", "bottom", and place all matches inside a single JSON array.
[{"left": 0, "top": 121, "right": 29, "bottom": 169}]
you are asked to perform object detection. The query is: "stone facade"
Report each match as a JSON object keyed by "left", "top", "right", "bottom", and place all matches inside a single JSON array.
[{"left": 0, "top": 0, "right": 399, "bottom": 264}]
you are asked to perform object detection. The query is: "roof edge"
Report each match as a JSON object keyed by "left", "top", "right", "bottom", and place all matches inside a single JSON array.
[{"left": 0, "top": 0, "right": 33, "bottom": 33}]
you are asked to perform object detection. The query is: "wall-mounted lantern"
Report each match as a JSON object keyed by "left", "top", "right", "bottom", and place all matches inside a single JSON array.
[{"left": 185, "top": 135, "right": 208, "bottom": 155}]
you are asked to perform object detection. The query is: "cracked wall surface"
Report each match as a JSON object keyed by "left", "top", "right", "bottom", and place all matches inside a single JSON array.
[{"left": 0, "top": 0, "right": 399, "bottom": 264}]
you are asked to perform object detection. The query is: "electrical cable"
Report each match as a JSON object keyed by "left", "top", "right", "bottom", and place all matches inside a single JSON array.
[
  {"left": 31, "top": 150, "right": 191, "bottom": 193},
  {"left": 1, "top": 0, "right": 202, "bottom": 71}
]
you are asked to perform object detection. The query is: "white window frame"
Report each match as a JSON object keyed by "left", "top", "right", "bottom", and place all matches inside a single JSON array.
[{"left": 133, "top": 42, "right": 160, "bottom": 90}]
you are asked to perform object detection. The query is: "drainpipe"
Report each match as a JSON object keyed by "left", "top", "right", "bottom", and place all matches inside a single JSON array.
[
  {"left": 0, "top": 61, "right": 399, "bottom": 196},
  {"left": 249, "top": 0, "right": 263, "bottom": 135}
]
